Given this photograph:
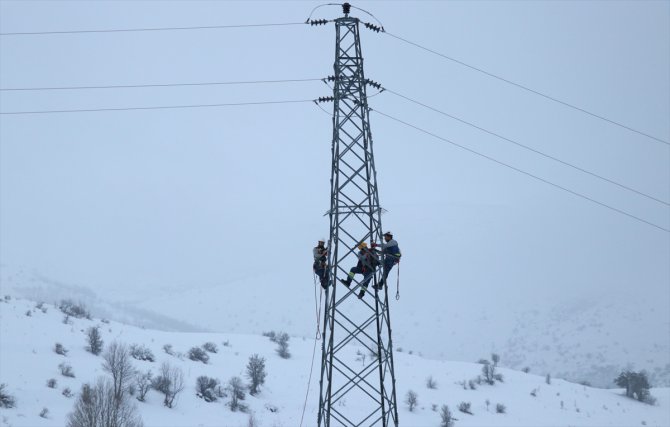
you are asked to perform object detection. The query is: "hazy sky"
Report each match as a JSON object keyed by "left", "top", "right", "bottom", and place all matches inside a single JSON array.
[{"left": 1, "top": 1, "right": 668, "bottom": 327}]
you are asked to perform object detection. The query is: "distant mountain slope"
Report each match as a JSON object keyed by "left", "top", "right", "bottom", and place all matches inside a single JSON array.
[
  {"left": 1, "top": 296, "right": 669, "bottom": 427},
  {"left": 502, "top": 293, "right": 670, "bottom": 388}
]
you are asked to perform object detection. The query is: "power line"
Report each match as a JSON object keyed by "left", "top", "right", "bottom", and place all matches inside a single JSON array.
[
  {"left": 384, "top": 31, "right": 670, "bottom": 147},
  {"left": 0, "top": 22, "right": 305, "bottom": 36},
  {"left": 370, "top": 107, "right": 669, "bottom": 233},
  {"left": 0, "top": 99, "right": 314, "bottom": 115},
  {"left": 0, "top": 78, "right": 322, "bottom": 92},
  {"left": 383, "top": 87, "right": 670, "bottom": 207}
]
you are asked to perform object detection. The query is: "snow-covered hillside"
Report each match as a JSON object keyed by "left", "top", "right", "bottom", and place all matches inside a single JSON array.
[
  {"left": 1, "top": 296, "right": 668, "bottom": 427},
  {"left": 3, "top": 264, "right": 668, "bottom": 390}
]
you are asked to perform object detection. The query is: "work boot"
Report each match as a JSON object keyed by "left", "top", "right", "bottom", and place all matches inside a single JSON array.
[
  {"left": 339, "top": 278, "right": 351, "bottom": 288},
  {"left": 357, "top": 287, "right": 366, "bottom": 299}
]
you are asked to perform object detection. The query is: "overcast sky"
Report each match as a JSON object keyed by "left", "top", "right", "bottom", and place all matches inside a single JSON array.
[{"left": 1, "top": 1, "right": 668, "bottom": 345}]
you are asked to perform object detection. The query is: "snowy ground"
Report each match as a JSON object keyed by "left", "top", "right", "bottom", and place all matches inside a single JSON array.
[
  {"left": 1, "top": 296, "right": 668, "bottom": 427},
  {"left": 3, "top": 265, "right": 668, "bottom": 390}
]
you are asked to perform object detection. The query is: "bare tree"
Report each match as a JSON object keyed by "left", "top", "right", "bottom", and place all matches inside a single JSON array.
[
  {"left": 102, "top": 341, "right": 135, "bottom": 402},
  {"left": 439, "top": 405, "right": 454, "bottom": 427},
  {"left": 135, "top": 370, "right": 152, "bottom": 402},
  {"left": 491, "top": 353, "right": 500, "bottom": 366},
  {"left": 159, "top": 362, "right": 184, "bottom": 408},
  {"left": 227, "top": 376, "right": 247, "bottom": 412},
  {"left": 426, "top": 376, "right": 437, "bottom": 389},
  {"left": 405, "top": 390, "right": 418, "bottom": 412},
  {"left": 66, "top": 378, "right": 143, "bottom": 427},
  {"left": 246, "top": 354, "right": 267, "bottom": 395},
  {"left": 86, "top": 326, "right": 104, "bottom": 355}
]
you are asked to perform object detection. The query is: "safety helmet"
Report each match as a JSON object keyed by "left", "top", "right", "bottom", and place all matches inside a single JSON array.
[
  {"left": 318, "top": 238, "right": 326, "bottom": 243},
  {"left": 357, "top": 242, "right": 368, "bottom": 250},
  {"left": 383, "top": 231, "right": 393, "bottom": 237}
]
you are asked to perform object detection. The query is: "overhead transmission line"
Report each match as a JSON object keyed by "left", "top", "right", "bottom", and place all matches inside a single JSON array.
[
  {"left": 0, "top": 22, "right": 305, "bottom": 36},
  {"left": 0, "top": 78, "right": 322, "bottom": 92},
  {"left": 0, "top": 99, "right": 314, "bottom": 115},
  {"left": 382, "top": 87, "right": 670, "bottom": 207},
  {"left": 383, "top": 31, "right": 670, "bottom": 147},
  {"left": 366, "top": 107, "right": 669, "bottom": 233}
]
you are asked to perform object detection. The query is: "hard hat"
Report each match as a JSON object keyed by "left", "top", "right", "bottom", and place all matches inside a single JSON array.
[
  {"left": 357, "top": 242, "right": 368, "bottom": 250},
  {"left": 318, "top": 238, "right": 326, "bottom": 243},
  {"left": 383, "top": 231, "right": 393, "bottom": 236}
]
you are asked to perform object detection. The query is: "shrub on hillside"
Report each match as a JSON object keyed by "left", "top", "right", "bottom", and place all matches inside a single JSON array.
[
  {"left": 86, "top": 326, "right": 103, "bottom": 355},
  {"left": 458, "top": 401, "right": 472, "bottom": 415},
  {"left": 246, "top": 354, "right": 267, "bottom": 395},
  {"left": 62, "top": 387, "right": 74, "bottom": 398},
  {"left": 196, "top": 376, "right": 220, "bottom": 402},
  {"left": 496, "top": 403, "right": 506, "bottom": 413},
  {"left": 54, "top": 342, "right": 68, "bottom": 356},
  {"left": 59, "top": 299, "right": 90, "bottom": 319},
  {"left": 0, "top": 383, "right": 16, "bottom": 408},
  {"left": 202, "top": 342, "right": 218, "bottom": 353},
  {"left": 188, "top": 346, "right": 209, "bottom": 364},
  {"left": 129, "top": 344, "right": 155, "bottom": 362},
  {"left": 426, "top": 376, "right": 437, "bottom": 390},
  {"left": 59, "top": 363, "right": 75, "bottom": 378},
  {"left": 275, "top": 332, "right": 290, "bottom": 359},
  {"left": 405, "top": 390, "right": 418, "bottom": 412},
  {"left": 47, "top": 378, "right": 58, "bottom": 388}
]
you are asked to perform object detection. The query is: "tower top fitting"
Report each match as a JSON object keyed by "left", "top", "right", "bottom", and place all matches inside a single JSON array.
[{"left": 342, "top": 2, "right": 351, "bottom": 16}]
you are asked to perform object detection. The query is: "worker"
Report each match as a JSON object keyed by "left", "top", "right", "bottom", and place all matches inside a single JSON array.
[
  {"left": 339, "top": 242, "right": 380, "bottom": 299},
  {"left": 313, "top": 238, "right": 329, "bottom": 289},
  {"left": 371, "top": 231, "right": 401, "bottom": 289}
]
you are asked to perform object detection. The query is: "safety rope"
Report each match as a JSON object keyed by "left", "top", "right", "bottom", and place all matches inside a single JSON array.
[
  {"left": 395, "top": 262, "right": 400, "bottom": 300},
  {"left": 300, "top": 274, "right": 324, "bottom": 427},
  {"left": 312, "top": 272, "right": 322, "bottom": 340}
]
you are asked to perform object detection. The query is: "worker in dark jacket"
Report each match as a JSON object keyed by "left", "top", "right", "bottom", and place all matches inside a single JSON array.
[
  {"left": 339, "top": 242, "right": 380, "bottom": 299},
  {"left": 371, "top": 231, "right": 401, "bottom": 289},
  {"left": 313, "top": 239, "right": 329, "bottom": 289}
]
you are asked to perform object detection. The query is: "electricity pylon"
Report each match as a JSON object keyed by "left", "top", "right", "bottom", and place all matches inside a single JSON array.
[{"left": 317, "top": 4, "right": 399, "bottom": 427}]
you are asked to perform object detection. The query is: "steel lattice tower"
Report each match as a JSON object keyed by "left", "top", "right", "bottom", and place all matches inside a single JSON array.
[{"left": 317, "top": 4, "right": 399, "bottom": 427}]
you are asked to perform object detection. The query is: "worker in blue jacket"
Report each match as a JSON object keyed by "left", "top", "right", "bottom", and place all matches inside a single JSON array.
[{"left": 371, "top": 231, "right": 401, "bottom": 289}]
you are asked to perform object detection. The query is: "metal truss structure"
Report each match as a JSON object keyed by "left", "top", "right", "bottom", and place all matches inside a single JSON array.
[{"left": 317, "top": 5, "right": 399, "bottom": 427}]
